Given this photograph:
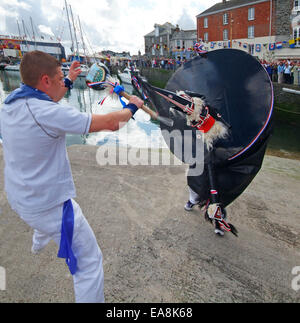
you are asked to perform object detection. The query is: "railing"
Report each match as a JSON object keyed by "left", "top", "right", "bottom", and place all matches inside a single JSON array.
[{"left": 0, "top": 35, "right": 25, "bottom": 40}]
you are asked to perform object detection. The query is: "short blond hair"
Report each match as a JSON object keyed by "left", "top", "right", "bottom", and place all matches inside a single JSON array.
[{"left": 20, "top": 51, "right": 61, "bottom": 87}]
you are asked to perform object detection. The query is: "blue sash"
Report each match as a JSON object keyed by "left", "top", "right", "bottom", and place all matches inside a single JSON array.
[
  {"left": 57, "top": 200, "right": 78, "bottom": 275},
  {"left": 4, "top": 84, "right": 53, "bottom": 104}
]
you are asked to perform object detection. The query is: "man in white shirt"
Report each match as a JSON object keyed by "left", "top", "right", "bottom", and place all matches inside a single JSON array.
[
  {"left": 0, "top": 50, "right": 143, "bottom": 302},
  {"left": 284, "top": 62, "right": 291, "bottom": 84}
]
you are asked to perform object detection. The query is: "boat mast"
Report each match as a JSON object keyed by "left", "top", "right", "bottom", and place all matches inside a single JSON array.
[
  {"left": 69, "top": 4, "right": 80, "bottom": 61},
  {"left": 64, "top": 0, "right": 74, "bottom": 55},
  {"left": 17, "top": 20, "right": 21, "bottom": 38},
  {"left": 21, "top": 19, "right": 29, "bottom": 51},
  {"left": 78, "top": 15, "right": 87, "bottom": 65},
  {"left": 30, "top": 17, "right": 37, "bottom": 49},
  {"left": 22, "top": 19, "right": 26, "bottom": 38}
]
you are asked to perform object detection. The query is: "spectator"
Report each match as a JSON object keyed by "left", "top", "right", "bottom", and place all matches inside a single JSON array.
[
  {"left": 290, "top": 62, "right": 295, "bottom": 84},
  {"left": 272, "top": 63, "right": 278, "bottom": 82},
  {"left": 265, "top": 63, "right": 272, "bottom": 79},
  {"left": 277, "top": 61, "right": 284, "bottom": 84},
  {"left": 283, "top": 62, "right": 291, "bottom": 84}
]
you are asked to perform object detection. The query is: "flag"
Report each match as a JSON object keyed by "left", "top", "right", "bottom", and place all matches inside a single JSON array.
[
  {"left": 289, "top": 39, "right": 296, "bottom": 48},
  {"left": 276, "top": 42, "right": 283, "bottom": 49},
  {"left": 269, "top": 43, "right": 275, "bottom": 51},
  {"left": 194, "top": 42, "right": 208, "bottom": 54},
  {"left": 255, "top": 44, "right": 261, "bottom": 52}
]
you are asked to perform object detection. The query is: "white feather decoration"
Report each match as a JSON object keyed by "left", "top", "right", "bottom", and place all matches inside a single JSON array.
[{"left": 176, "top": 91, "right": 228, "bottom": 150}]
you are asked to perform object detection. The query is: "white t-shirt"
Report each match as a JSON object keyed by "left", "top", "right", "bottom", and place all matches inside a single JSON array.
[{"left": 0, "top": 97, "right": 91, "bottom": 213}]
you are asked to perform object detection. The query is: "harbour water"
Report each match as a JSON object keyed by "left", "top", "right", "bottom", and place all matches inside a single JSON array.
[
  {"left": 1, "top": 70, "right": 299, "bottom": 160},
  {"left": 0, "top": 70, "right": 167, "bottom": 149}
]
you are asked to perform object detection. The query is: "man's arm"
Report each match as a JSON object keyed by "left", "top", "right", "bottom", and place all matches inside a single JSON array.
[{"left": 89, "top": 95, "right": 144, "bottom": 133}]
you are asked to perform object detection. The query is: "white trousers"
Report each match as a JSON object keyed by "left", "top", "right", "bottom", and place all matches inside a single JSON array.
[
  {"left": 188, "top": 186, "right": 200, "bottom": 204},
  {"left": 19, "top": 199, "right": 104, "bottom": 303}
]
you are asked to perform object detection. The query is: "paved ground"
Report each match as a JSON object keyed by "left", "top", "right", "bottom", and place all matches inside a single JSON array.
[{"left": 0, "top": 145, "right": 299, "bottom": 303}]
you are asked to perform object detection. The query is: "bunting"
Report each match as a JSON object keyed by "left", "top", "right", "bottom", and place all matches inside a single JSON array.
[
  {"left": 269, "top": 43, "right": 275, "bottom": 50},
  {"left": 171, "top": 37, "right": 299, "bottom": 54},
  {"left": 289, "top": 39, "right": 296, "bottom": 48}
]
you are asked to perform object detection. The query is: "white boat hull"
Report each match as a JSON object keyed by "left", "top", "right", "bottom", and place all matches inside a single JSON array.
[
  {"left": 4, "top": 65, "right": 20, "bottom": 72},
  {"left": 118, "top": 74, "right": 132, "bottom": 84}
]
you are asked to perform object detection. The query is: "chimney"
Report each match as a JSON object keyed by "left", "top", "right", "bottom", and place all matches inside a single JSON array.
[{"left": 222, "top": 0, "right": 226, "bottom": 3}]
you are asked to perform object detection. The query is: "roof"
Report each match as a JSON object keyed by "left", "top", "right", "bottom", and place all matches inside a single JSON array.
[
  {"left": 171, "top": 30, "right": 197, "bottom": 40},
  {"left": 197, "top": 0, "right": 269, "bottom": 17},
  {"left": 144, "top": 22, "right": 176, "bottom": 37}
]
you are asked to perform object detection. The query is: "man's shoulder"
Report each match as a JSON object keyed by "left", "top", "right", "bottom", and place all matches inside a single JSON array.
[{"left": 28, "top": 98, "right": 74, "bottom": 111}]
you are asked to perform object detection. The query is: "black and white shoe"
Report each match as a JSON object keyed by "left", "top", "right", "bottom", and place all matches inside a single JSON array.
[
  {"left": 214, "top": 221, "right": 225, "bottom": 236},
  {"left": 184, "top": 200, "right": 199, "bottom": 211}
]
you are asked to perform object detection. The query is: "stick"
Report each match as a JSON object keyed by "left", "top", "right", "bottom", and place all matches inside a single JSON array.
[
  {"left": 119, "top": 91, "right": 173, "bottom": 127},
  {"left": 87, "top": 79, "right": 174, "bottom": 127}
]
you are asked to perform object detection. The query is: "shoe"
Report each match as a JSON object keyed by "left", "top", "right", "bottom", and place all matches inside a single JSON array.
[
  {"left": 31, "top": 245, "right": 45, "bottom": 255},
  {"left": 214, "top": 221, "right": 224, "bottom": 236},
  {"left": 184, "top": 200, "right": 199, "bottom": 211}
]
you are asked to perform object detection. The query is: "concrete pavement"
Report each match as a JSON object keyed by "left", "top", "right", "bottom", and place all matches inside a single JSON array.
[{"left": 0, "top": 145, "right": 299, "bottom": 303}]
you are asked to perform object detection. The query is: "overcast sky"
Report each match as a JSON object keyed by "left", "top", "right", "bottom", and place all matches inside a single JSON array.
[{"left": 0, "top": 0, "right": 218, "bottom": 56}]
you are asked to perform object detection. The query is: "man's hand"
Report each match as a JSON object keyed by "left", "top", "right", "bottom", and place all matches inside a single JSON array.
[
  {"left": 129, "top": 95, "right": 144, "bottom": 109},
  {"left": 68, "top": 61, "right": 81, "bottom": 82}
]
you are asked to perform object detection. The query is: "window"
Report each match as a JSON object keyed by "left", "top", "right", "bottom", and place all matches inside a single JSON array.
[
  {"left": 204, "top": 18, "right": 208, "bottom": 28},
  {"left": 248, "top": 26, "right": 255, "bottom": 38},
  {"left": 294, "top": 27, "right": 300, "bottom": 46},
  {"left": 223, "top": 29, "right": 228, "bottom": 40},
  {"left": 155, "top": 25, "right": 159, "bottom": 37},
  {"left": 223, "top": 13, "right": 228, "bottom": 25},
  {"left": 293, "top": 1, "right": 300, "bottom": 13},
  {"left": 204, "top": 32, "right": 208, "bottom": 42},
  {"left": 248, "top": 8, "right": 255, "bottom": 21},
  {"left": 249, "top": 44, "right": 254, "bottom": 55}
]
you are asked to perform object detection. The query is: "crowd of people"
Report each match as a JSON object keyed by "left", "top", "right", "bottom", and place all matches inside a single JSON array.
[
  {"left": 261, "top": 60, "right": 299, "bottom": 84},
  {"left": 129, "top": 57, "right": 192, "bottom": 70},
  {"left": 118, "top": 56, "right": 299, "bottom": 85}
]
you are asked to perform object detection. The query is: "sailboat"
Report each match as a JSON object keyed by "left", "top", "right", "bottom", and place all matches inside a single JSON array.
[{"left": 64, "top": 0, "right": 88, "bottom": 77}]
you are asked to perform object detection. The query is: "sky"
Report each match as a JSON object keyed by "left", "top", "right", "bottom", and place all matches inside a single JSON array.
[{"left": 0, "top": 0, "right": 218, "bottom": 56}]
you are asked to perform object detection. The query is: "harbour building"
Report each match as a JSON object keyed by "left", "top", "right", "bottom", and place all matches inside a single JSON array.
[
  {"left": 0, "top": 35, "right": 66, "bottom": 61},
  {"left": 196, "top": 0, "right": 300, "bottom": 60}
]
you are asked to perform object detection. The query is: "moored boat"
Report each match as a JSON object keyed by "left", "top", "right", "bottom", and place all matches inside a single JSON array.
[
  {"left": 4, "top": 64, "right": 20, "bottom": 72},
  {"left": 85, "top": 62, "right": 111, "bottom": 90},
  {"left": 0, "top": 62, "right": 7, "bottom": 70},
  {"left": 62, "top": 63, "right": 89, "bottom": 77},
  {"left": 118, "top": 67, "right": 140, "bottom": 84}
]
